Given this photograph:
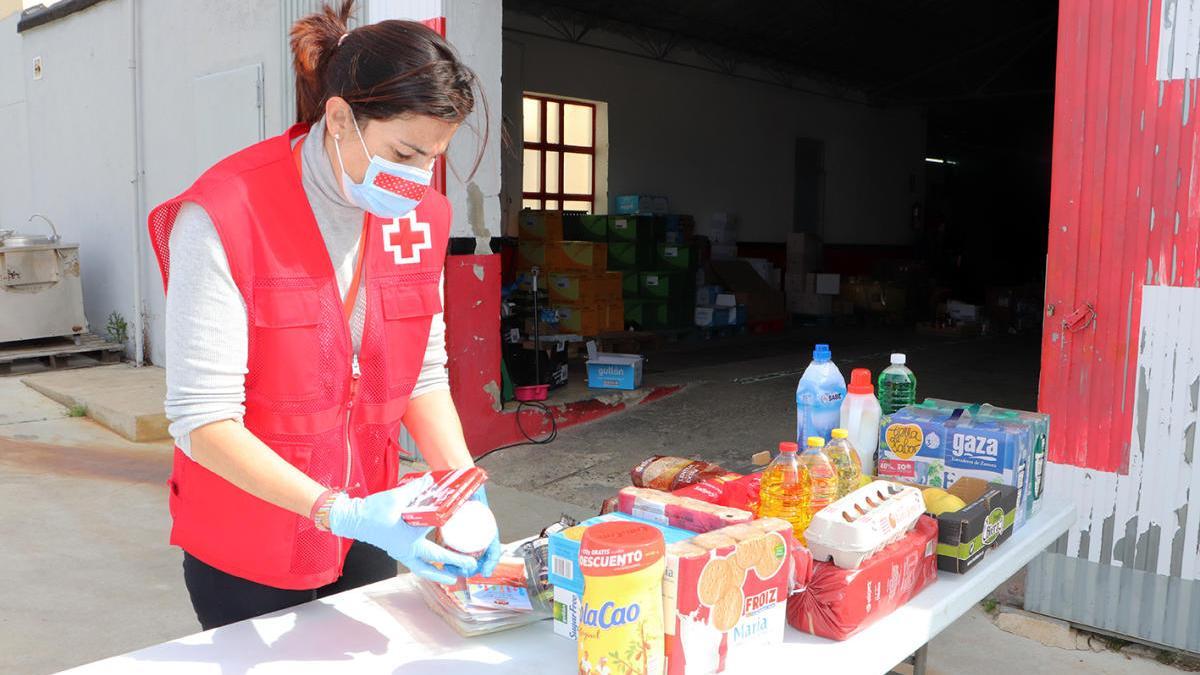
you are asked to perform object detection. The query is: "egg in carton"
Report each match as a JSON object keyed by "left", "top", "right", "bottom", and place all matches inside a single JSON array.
[{"left": 805, "top": 480, "right": 925, "bottom": 569}]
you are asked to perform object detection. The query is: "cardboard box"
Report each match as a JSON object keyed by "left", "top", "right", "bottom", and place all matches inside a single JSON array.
[
  {"left": 696, "top": 285, "right": 722, "bottom": 306},
  {"left": 710, "top": 244, "right": 739, "bottom": 260},
  {"left": 880, "top": 403, "right": 1039, "bottom": 530},
  {"left": 518, "top": 210, "right": 564, "bottom": 241},
  {"left": 606, "top": 241, "right": 650, "bottom": 271},
  {"left": 586, "top": 352, "right": 644, "bottom": 389},
  {"left": 946, "top": 300, "right": 982, "bottom": 322},
  {"left": 788, "top": 292, "right": 831, "bottom": 316},
  {"left": 786, "top": 232, "right": 822, "bottom": 275},
  {"left": 810, "top": 272, "right": 841, "bottom": 295},
  {"left": 608, "top": 214, "right": 662, "bottom": 243},
  {"left": 639, "top": 271, "right": 689, "bottom": 301},
  {"left": 663, "top": 519, "right": 802, "bottom": 673},
  {"left": 657, "top": 244, "right": 698, "bottom": 271},
  {"left": 934, "top": 402, "right": 1048, "bottom": 522},
  {"left": 622, "top": 271, "right": 640, "bottom": 298},
  {"left": 551, "top": 242, "right": 607, "bottom": 272},
  {"left": 554, "top": 305, "right": 604, "bottom": 336},
  {"left": 625, "top": 299, "right": 688, "bottom": 329},
  {"left": 876, "top": 407, "right": 952, "bottom": 487},
  {"left": 548, "top": 512, "right": 698, "bottom": 594},
  {"left": 694, "top": 306, "right": 736, "bottom": 328},
  {"left": 547, "top": 272, "right": 621, "bottom": 304},
  {"left": 932, "top": 477, "right": 1018, "bottom": 573},
  {"left": 518, "top": 241, "right": 607, "bottom": 272},
  {"left": 614, "top": 194, "right": 669, "bottom": 215},
  {"left": 743, "top": 258, "right": 777, "bottom": 286},
  {"left": 564, "top": 214, "right": 608, "bottom": 242},
  {"left": 603, "top": 299, "right": 625, "bottom": 332},
  {"left": 706, "top": 213, "right": 739, "bottom": 244},
  {"left": 552, "top": 585, "right": 581, "bottom": 639}
]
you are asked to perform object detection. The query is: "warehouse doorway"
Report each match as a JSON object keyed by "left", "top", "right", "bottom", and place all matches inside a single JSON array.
[{"left": 496, "top": 0, "right": 1056, "bottom": 405}]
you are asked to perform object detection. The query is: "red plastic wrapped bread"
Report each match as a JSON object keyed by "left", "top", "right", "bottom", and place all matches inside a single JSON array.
[
  {"left": 631, "top": 456, "right": 738, "bottom": 491},
  {"left": 672, "top": 473, "right": 760, "bottom": 515},
  {"left": 785, "top": 516, "right": 938, "bottom": 641},
  {"left": 617, "top": 486, "right": 753, "bottom": 533}
]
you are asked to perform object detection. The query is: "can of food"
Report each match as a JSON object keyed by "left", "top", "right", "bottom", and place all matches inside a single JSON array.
[{"left": 578, "top": 521, "right": 665, "bottom": 675}]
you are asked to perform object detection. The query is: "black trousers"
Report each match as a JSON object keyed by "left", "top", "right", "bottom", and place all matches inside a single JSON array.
[{"left": 182, "top": 543, "right": 398, "bottom": 630}]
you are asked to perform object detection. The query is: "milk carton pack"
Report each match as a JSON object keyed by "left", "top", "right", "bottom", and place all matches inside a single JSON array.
[
  {"left": 877, "top": 407, "right": 949, "bottom": 488},
  {"left": 921, "top": 399, "right": 1047, "bottom": 526},
  {"left": 940, "top": 414, "right": 1032, "bottom": 529}
]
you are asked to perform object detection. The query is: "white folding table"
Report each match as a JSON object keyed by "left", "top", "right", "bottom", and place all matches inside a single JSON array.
[{"left": 62, "top": 504, "right": 1074, "bottom": 675}]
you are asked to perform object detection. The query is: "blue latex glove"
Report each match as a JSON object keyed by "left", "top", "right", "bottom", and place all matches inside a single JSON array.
[
  {"left": 469, "top": 486, "right": 503, "bottom": 579},
  {"left": 328, "top": 476, "right": 477, "bottom": 585}
]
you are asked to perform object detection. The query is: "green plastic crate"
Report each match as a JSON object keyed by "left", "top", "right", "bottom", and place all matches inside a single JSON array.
[
  {"left": 638, "top": 271, "right": 690, "bottom": 301},
  {"left": 564, "top": 214, "right": 608, "bottom": 242},
  {"left": 607, "top": 215, "right": 662, "bottom": 244},
  {"left": 622, "top": 271, "right": 640, "bottom": 298},
  {"left": 656, "top": 244, "right": 698, "bottom": 271}
]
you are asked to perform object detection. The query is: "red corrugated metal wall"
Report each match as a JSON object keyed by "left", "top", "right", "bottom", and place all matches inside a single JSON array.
[{"left": 1040, "top": 0, "right": 1200, "bottom": 473}]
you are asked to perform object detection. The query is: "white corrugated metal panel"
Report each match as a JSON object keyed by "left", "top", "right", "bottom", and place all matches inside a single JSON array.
[{"left": 1030, "top": 284, "right": 1200, "bottom": 651}]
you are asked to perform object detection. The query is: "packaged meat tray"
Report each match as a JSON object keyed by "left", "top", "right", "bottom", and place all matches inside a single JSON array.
[
  {"left": 804, "top": 480, "right": 924, "bottom": 569},
  {"left": 786, "top": 516, "right": 938, "bottom": 641},
  {"left": 617, "top": 486, "right": 754, "bottom": 533},
  {"left": 397, "top": 466, "right": 488, "bottom": 527}
]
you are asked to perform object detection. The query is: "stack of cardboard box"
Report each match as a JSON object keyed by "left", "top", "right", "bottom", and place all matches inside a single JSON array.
[
  {"left": 609, "top": 213, "right": 696, "bottom": 330},
  {"left": 518, "top": 210, "right": 622, "bottom": 335},
  {"left": 784, "top": 233, "right": 837, "bottom": 316}
]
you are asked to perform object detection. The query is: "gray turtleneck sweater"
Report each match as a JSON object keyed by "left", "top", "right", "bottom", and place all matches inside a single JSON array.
[{"left": 164, "top": 117, "right": 448, "bottom": 456}]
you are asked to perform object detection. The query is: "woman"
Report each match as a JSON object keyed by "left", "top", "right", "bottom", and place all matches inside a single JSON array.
[{"left": 147, "top": 1, "right": 499, "bottom": 630}]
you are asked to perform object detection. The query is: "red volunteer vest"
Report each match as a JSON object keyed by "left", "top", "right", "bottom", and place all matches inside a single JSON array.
[{"left": 147, "top": 124, "right": 450, "bottom": 589}]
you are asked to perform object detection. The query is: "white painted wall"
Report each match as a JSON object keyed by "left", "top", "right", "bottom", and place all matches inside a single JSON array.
[
  {"left": 137, "top": 1, "right": 283, "bottom": 365},
  {"left": 2, "top": 1, "right": 138, "bottom": 346},
  {"left": 502, "top": 13, "right": 926, "bottom": 245}
]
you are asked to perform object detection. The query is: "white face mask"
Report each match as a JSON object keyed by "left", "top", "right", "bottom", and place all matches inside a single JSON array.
[{"left": 333, "top": 112, "right": 433, "bottom": 218}]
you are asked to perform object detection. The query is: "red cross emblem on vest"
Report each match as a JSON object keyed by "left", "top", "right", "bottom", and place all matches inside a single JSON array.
[{"left": 382, "top": 213, "right": 432, "bottom": 265}]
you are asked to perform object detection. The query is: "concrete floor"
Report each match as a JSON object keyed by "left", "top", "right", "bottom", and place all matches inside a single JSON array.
[
  {"left": 0, "top": 330, "right": 1182, "bottom": 674},
  {"left": 480, "top": 326, "right": 1043, "bottom": 510}
]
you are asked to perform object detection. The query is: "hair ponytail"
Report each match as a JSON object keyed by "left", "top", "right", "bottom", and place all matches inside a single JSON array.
[
  {"left": 288, "top": 1, "right": 488, "bottom": 180},
  {"left": 290, "top": 0, "right": 356, "bottom": 126}
]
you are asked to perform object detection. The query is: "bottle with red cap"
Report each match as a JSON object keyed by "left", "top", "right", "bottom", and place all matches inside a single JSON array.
[
  {"left": 758, "top": 441, "right": 810, "bottom": 541},
  {"left": 839, "top": 368, "right": 882, "bottom": 475}
]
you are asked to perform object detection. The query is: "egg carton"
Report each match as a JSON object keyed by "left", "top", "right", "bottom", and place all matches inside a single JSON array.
[{"left": 805, "top": 480, "right": 925, "bottom": 569}]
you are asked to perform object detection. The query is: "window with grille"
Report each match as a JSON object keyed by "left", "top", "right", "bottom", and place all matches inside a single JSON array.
[{"left": 522, "top": 94, "right": 596, "bottom": 213}]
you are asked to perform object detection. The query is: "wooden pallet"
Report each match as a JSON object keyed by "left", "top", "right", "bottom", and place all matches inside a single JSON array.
[{"left": 0, "top": 333, "right": 123, "bottom": 375}]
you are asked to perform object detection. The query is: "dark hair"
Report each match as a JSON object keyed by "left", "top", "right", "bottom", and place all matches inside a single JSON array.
[{"left": 290, "top": 0, "right": 487, "bottom": 177}]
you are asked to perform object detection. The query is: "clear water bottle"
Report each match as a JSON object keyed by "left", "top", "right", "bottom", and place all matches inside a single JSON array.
[
  {"left": 877, "top": 353, "right": 917, "bottom": 414},
  {"left": 796, "top": 344, "right": 847, "bottom": 445}
]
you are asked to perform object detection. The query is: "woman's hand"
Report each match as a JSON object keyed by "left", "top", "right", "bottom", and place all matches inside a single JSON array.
[{"left": 328, "top": 476, "right": 477, "bottom": 584}]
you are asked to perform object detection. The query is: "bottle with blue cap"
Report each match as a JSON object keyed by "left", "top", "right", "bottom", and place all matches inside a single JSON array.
[{"left": 795, "top": 343, "right": 847, "bottom": 445}]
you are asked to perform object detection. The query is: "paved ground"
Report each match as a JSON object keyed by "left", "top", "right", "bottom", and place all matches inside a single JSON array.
[
  {"left": 479, "top": 326, "right": 1043, "bottom": 511},
  {"left": 0, "top": 330, "right": 1184, "bottom": 674}
]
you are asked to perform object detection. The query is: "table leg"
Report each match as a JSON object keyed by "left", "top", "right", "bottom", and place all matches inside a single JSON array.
[
  {"left": 887, "top": 644, "right": 928, "bottom": 675},
  {"left": 910, "top": 644, "right": 928, "bottom": 674}
]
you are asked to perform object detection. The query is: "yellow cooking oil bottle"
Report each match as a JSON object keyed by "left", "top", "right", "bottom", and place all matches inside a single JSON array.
[
  {"left": 578, "top": 520, "right": 665, "bottom": 675},
  {"left": 823, "top": 428, "right": 864, "bottom": 498},
  {"left": 758, "top": 441, "right": 810, "bottom": 542},
  {"left": 795, "top": 437, "right": 838, "bottom": 544}
]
